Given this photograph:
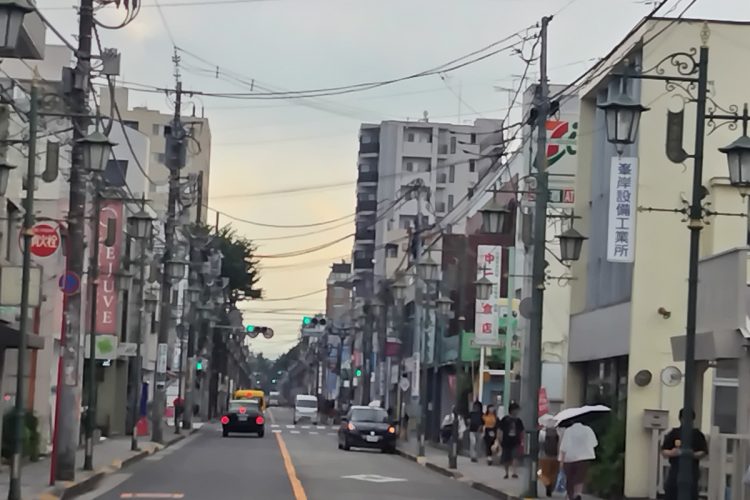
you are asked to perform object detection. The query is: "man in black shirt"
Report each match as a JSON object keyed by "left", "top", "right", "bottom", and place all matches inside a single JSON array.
[
  {"left": 498, "top": 402, "right": 525, "bottom": 479},
  {"left": 661, "top": 409, "right": 708, "bottom": 500}
]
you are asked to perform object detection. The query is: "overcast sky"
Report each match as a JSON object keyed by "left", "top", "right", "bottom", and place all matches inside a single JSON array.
[{"left": 36, "top": 0, "right": 750, "bottom": 357}]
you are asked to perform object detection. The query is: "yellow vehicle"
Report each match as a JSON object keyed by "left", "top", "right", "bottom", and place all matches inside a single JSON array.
[{"left": 233, "top": 389, "right": 266, "bottom": 411}]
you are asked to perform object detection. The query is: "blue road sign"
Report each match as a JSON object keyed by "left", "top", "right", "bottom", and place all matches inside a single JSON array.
[{"left": 59, "top": 272, "right": 81, "bottom": 295}]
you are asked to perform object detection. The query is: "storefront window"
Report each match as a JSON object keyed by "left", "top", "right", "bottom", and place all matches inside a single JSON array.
[{"left": 582, "top": 356, "right": 628, "bottom": 415}]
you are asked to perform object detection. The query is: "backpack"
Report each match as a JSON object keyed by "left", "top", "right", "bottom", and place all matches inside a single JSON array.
[{"left": 543, "top": 428, "right": 560, "bottom": 457}]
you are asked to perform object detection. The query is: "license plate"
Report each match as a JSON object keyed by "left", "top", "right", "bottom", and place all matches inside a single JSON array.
[
  {"left": 365, "top": 435, "right": 380, "bottom": 443},
  {"left": 238, "top": 415, "right": 248, "bottom": 421}
]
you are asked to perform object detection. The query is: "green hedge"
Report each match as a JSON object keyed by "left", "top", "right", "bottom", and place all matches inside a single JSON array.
[
  {"left": 588, "top": 416, "right": 626, "bottom": 498},
  {"left": 1, "top": 410, "right": 40, "bottom": 462}
]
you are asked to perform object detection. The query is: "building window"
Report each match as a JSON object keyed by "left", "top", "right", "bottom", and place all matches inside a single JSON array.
[
  {"left": 449, "top": 165, "right": 455, "bottom": 183},
  {"left": 405, "top": 161, "right": 414, "bottom": 172},
  {"left": 123, "top": 120, "right": 139, "bottom": 130},
  {"left": 362, "top": 135, "right": 372, "bottom": 144},
  {"left": 360, "top": 163, "right": 371, "bottom": 172},
  {"left": 469, "top": 159, "right": 476, "bottom": 172},
  {"left": 470, "top": 133, "right": 476, "bottom": 144},
  {"left": 386, "top": 246, "right": 398, "bottom": 258},
  {"left": 450, "top": 136, "right": 457, "bottom": 154},
  {"left": 152, "top": 124, "right": 161, "bottom": 136},
  {"left": 448, "top": 195, "right": 454, "bottom": 211},
  {"left": 407, "top": 132, "right": 415, "bottom": 142}
]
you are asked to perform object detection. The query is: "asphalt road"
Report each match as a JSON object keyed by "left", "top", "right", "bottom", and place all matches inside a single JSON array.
[{"left": 84, "top": 406, "right": 493, "bottom": 500}]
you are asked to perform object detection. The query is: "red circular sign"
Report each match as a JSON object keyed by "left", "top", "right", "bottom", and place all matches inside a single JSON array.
[{"left": 29, "top": 223, "right": 60, "bottom": 257}]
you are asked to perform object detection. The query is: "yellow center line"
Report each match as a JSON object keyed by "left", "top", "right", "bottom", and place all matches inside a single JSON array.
[{"left": 275, "top": 432, "right": 308, "bottom": 500}]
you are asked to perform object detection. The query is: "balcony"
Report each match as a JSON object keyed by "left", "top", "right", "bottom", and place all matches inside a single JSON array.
[
  {"left": 435, "top": 202, "right": 446, "bottom": 213},
  {"left": 436, "top": 173, "right": 447, "bottom": 184},
  {"left": 438, "top": 144, "right": 449, "bottom": 155},
  {"left": 357, "top": 170, "right": 378, "bottom": 183},
  {"left": 359, "top": 142, "right": 379, "bottom": 154},
  {"left": 402, "top": 141, "right": 433, "bottom": 158},
  {"left": 356, "top": 199, "right": 377, "bottom": 213},
  {"left": 355, "top": 229, "right": 375, "bottom": 241}
]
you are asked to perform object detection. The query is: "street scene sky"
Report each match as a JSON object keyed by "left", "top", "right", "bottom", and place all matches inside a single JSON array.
[{"left": 37, "top": 0, "right": 750, "bottom": 357}]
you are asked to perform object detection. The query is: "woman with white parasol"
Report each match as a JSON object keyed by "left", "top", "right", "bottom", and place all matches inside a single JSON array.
[
  {"left": 555, "top": 405, "right": 608, "bottom": 500},
  {"left": 538, "top": 413, "right": 561, "bottom": 497}
]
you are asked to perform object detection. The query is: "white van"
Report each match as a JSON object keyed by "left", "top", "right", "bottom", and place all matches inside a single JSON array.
[{"left": 294, "top": 394, "right": 318, "bottom": 425}]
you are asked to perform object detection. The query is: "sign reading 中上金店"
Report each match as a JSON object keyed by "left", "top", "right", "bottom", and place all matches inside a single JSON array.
[
  {"left": 607, "top": 157, "right": 638, "bottom": 263},
  {"left": 474, "top": 245, "right": 502, "bottom": 346}
]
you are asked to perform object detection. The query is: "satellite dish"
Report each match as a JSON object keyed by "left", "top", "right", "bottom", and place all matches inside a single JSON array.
[{"left": 660, "top": 366, "right": 683, "bottom": 387}]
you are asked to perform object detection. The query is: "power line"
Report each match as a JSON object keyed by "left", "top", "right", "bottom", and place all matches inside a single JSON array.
[
  {"left": 255, "top": 288, "right": 326, "bottom": 302},
  {"left": 153, "top": 0, "right": 177, "bottom": 47},
  {"left": 207, "top": 207, "right": 354, "bottom": 228}
]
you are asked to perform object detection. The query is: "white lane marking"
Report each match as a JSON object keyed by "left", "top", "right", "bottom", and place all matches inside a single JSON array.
[
  {"left": 144, "top": 455, "right": 164, "bottom": 461},
  {"left": 76, "top": 473, "right": 132, "bottom": 500},
  {"left": 343, "top": 474, "right": 407, "bottom": 483},
  {"left": 290, "top": 430, "right": 300, "bottom": 434},
  {"left": 272, "top": 429, "right": 282, "bottom": 434},
  {"left": 271, "top": 424, "right": 280, "bottom": 428},
  {"left": 301, "top": 425, "right": 311, "bottom": 429},
  {"left": 316, "top": 425, "right": 326, "bottom": 429},
  {"left": 309, "top": 431, "right": 318, "bottom": 435},
  {"left": 286, "top": 425, "right": 295, "bottom": 429}
]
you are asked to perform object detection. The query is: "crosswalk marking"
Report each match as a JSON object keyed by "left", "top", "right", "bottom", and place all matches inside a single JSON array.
[
  {"left": 286, "top": 425, "right": 295, "bottom": 429},
  {"left": 316, "top": 425, "right": 326, "bottom": 429},
  {"left": 290, "top": 430, "right": 300, "bottom": 434},
  {"left": 301, "top": 425, "right": 311, "bottom": 429},
  {"left": 309, "top": 431, "right": 318, "bottom": 435},
  {"left": 272, "top": 429, "right": 282, "bottom": 434},
  {"left": 271, "top": 424, "right": 280, "bottom": 428}
]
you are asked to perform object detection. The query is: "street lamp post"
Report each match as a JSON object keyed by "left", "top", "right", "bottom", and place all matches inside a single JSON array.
[
  {"left": 597, "top": 27, "right": 750, "bottom": 498},
  {"left": 127, "top": 208, "right": 153, "bottom": 451}
]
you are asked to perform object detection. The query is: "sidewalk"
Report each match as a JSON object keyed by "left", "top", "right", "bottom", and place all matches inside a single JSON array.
[
  {"left": 396, "top": 439, "right": 602, "bottom": 500},
  {"left": 0, "top": 424, "right": 202, "bottom": 500}
]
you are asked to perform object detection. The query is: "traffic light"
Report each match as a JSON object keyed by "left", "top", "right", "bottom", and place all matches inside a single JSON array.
[
  {"left": 196, "top": 359, "right": 203, "bottom": 371},
  {"left": 245, "top": 324, "right": 255, "bottom": 332},
  {"left": 303, "top": 316, "right": 312, "bottom": 326},
  {"left": 354, "top": 368, "right": 362, "bottom": 377},
  {"left": 245, "top": 325, "right": 275, "bottom": 339}
]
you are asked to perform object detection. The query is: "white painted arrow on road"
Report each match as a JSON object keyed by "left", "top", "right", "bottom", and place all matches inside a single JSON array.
[{"left": 342, "top": 474, "right": 407, "bottom": 483}]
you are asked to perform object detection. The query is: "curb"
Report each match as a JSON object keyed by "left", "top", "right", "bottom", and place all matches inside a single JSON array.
[
  {"left": 395, "top": 446, "right": 524, "bottom": 500},
  {"left": 39, "top": 427, "right": 200, "bottom": 500}
]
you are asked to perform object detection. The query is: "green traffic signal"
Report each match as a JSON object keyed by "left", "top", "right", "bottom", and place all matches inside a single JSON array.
[
  {"left": 196, "top": 360, "right": 203, "bottom": 370},
  {"left": 354, "top": 368, "right": 362, "bottom": 377},
  {"left": 302, "top": 316, "right": 312, "bottom": 325},
  {"left": 246, "top": 324, "right": 254, "bottom": 332}
]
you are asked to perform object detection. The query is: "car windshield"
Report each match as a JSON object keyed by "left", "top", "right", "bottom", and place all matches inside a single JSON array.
[
  {"left": 296, "top": 399, "right": 317, "bottom": 408},
  {"left": 229, "top": 401, "right": 259, "bottom": 412},
  {"left": 350, "top": 408, "right": 388, "bottom": 423}
]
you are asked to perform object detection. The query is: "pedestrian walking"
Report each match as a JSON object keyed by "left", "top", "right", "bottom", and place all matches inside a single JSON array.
[
  {"left": 559, "top": 421, "right": 598, "bottom": 500},
  {"left": 482, "top": 404, "right": 499, "bottom": 465},
  {"left": 661, "top": 409, "right": 708, "bottom": 500},
  {"left": 468, "top": 401, "right": 483, "bottom": 463},
  {"left": 401, "top": 410, "right": 410, "bottom": 441},
  {"left": 498, "top": 402, "right": 525, "bottom": 479},
  {"left": 538, "top": 415, "right": 561, "bottom": 497}
]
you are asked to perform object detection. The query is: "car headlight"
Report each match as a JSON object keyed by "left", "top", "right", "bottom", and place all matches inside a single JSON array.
[
  {"left": 387, "top": 426, "right": 396, "bottom": 434},
  {"left": 347, "top": 422, "right": 356, "bottom": 431}
]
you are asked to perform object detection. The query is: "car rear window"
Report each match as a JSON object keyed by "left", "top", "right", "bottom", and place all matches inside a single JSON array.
[
  {"left": 296, "top": 399, "right": 317, "bottom": 408},
  {"left": 229, "top": 401, "right": 259, "bottom": 412},
  {"left": 350, "top": 408, "right": 388, "bottom": 423}
]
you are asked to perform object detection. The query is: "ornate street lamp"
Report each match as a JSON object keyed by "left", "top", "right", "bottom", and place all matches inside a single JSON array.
[
  {"left": 480, "top": 198, "right": 510, "bottom": 234},
  {"left": 165, "top": 258, "right": 188, "bottom": 282},
  {"left": 390, "top": 279, "right": 407, "bottom": 301},
  {"left": 127, "top": 209, "right": 154, "bottom": 240},
  {"left": 474, "top": 276, "right": 493, "bottom": 301},
  {"left": 418, "top": 256, "right": 440, "bottom": 282},
  {"left": 187, "top": 284, "right": 202, "bottom": 303},
  {"left": 720, "top": 134, "right": 750, "bottom": 187},
  {"left": 115, "top": 270, "right": 133, "bottom": 291},
  {"left": 78, "top": 131, "right": 116, "bottom": 173},
  {"left": 597, "top": 88, "right": 649, "bottom": 150},
  {"left": 436, "top": 295, "right": 453, "bottom": 316},
  {"left": 557, "top": 227, "right": 588, "bottom": 262},
  {"left": 0, "top": 0, "right": 31, "bottom": 52}
]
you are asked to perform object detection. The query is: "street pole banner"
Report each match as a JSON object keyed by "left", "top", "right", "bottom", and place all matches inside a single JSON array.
[
  {"left": 607, "top": 157, "right": 638, "bottom": 263},
  {"left": 475, "top": 245, "right": 502, "bottom": 346},
  {"left": 96, "top": 199, "right": 124, "bottom": 334}
]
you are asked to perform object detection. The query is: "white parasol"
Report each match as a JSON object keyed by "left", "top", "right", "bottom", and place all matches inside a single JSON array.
[
  {"left": 553, "top": 405, "right": 610, "bottom": 427},
  {"left": 538, "top": 413, "right": 556, "bottom": 428}
]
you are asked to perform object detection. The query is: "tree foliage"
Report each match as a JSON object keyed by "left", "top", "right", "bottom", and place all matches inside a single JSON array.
[{"left": 215, "top": 224, "right": 262, "bottom": 304}]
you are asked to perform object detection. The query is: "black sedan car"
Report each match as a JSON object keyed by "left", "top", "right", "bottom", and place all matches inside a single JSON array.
[
  {"left": 338, "top": 406, "right": 397, "bottom": 453},
  {"left": 221, "top": 399, "right": 265, "bottom": 437}
]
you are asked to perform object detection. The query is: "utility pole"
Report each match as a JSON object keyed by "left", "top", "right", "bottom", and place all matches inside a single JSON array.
[
  {"left": 153, "top": 74, "right": 185, "bottom": 443},
  {"left": 361, "top": 310, "right": 371, "bottom": 405},
  {"left": 449, "top": 234, "right": 468, "bottom": 470},
  {"left": 522, "top": 16, "right": 550, "bottom": 498},
  {"left": 183, "top": 173, "right": 203, "bottom": 431},
  {"left": 8, "top": 85, "right": 37, "bottom": 500},
  {"left": 414, "top": 185, "right": 426, "bottom": 457},
  {"left": 55, "top": 0, "right": 95, "bottom": 481}
]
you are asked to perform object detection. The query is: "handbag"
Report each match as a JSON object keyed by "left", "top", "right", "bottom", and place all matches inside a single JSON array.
[{"left": 555, "top": 469, "right": 567, "bottom": 492}]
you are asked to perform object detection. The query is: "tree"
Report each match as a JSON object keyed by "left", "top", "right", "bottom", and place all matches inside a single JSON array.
[{"left": 214, "top": 225, "right": 262, "bottom": 304}]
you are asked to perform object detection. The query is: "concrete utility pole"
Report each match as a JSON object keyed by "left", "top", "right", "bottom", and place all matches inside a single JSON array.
[
  {"left": 414, "top": 185, "right": 426, "bottom": 457},
  {"left": 153, "top": 77, "right": 185, "bottom": 443},
  {"left": 55, "top": 0, "right": 95, "bottom": 481},
  {"left": 183, "top": 172, "right": 203, "bottom": 431},
  {"left": 522, "top": 16, "right": 550, "bottom": 498}
]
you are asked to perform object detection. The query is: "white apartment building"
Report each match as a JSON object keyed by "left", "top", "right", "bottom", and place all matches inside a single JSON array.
[{"left": 352, "top": 118, "right": 503, "bottom": 286}]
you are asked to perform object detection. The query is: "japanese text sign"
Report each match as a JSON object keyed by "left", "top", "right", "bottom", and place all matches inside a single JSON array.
[{"left": 607, "top": 157, "right": 638, "bottom": 263}]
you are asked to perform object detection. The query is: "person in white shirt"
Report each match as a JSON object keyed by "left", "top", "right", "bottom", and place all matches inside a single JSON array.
[{"left": 558, "top": 422, "right": 598, "bottom": 500}]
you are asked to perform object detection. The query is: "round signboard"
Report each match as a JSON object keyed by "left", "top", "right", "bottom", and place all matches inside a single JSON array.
[
  {"left": 25, "top": 223, "right": 61, "bottom": 258},
  {"left": 58, "top": 272, "right": 81, "bottom": 295}
]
